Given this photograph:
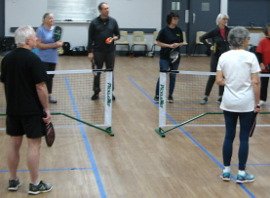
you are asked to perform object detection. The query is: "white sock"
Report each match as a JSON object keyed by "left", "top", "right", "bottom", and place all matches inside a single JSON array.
[
  {"left": 223, "top": 166, "right": 230, "bottom": 173},
  {"left": 238, "top": 170, "right": 246, "bottom": 176},
  {"left": 32, "top": 180, "right": 40, "bottom": 186}
]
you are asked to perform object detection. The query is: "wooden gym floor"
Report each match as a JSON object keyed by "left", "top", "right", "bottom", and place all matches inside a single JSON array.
[{"left": 0, "top": 55, "right": 270, "bottom": 197}]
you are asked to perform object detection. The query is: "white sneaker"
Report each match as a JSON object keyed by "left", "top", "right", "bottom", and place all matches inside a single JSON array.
[{"left": 259, "top": 100, "right": 266, "bottom": 106}]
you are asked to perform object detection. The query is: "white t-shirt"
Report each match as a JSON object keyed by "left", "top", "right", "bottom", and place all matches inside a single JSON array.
[{"left": 217, "top": 49, "right": 261, "bottom": 112}]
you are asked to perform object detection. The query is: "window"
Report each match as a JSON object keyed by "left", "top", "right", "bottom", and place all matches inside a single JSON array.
[{"left": 47, "top": 0, "right": 97, "bottom": 21}]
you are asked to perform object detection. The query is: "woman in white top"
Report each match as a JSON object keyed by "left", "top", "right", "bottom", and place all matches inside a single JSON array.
[{"left": 216, "top": 26, "right": 261, "bottom": 183}]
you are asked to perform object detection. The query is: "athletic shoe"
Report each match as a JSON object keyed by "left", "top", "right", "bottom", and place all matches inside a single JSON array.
[
  {"left": 168, "top": 96, "right": 174, "bottom": 103},
  {"left": 236, "top": 172, "right": 255, "bottom": 183},
  {"left": 220, "top": 172, "right": 231, "bottom": 181},
  {"left": 154, "top": 95, "right": 159, "bottom": 103},
  {"left": 28, "top": 181, "right": 53, "bottom": 195},
  {"left": 91, "top": 92, "right": 99, "bottom": 100},
  {"left": 217, "top": 97, "right": 222, "bottom": 104},
  {"left": 49, "top": 96, "right": 57, "bottom": 104},
  {"left": 200, "top": 97, "right": 208, "bottom": 105},
  {"left": 112, "top": 94, "right": 116, "bottom": 101},
  {"left": 259, "top": 100, "right": 266, "bottom": 106},
  {"left": 8, "top": 179, "right": 21, "bottom": 191}
]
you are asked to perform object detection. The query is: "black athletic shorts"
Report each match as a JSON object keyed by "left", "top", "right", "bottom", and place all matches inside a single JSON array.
[{"left": 6, "top": 115, "right": 46, "bottom": 138}]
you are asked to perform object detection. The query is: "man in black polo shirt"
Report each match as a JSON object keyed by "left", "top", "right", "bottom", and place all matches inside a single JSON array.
[
  {"left": 0, "top": 26, "right": 53, "bottom": 195},
  {"left": 87, "top": 2, "right": 120, "bottom": 100}
]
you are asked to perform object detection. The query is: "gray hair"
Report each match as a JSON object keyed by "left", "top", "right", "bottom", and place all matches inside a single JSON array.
[
  {"left": 14, "top": 25, "right": 36, "bottom": 46},
  {"left": 228, "top": 26, "right": 250, "bottom": 48},
  {"left": 42, "top": 13, "right": 53, "bottom": 24},
  {"left": 216, "top": 13, "right": 229, "bottom": 25}
]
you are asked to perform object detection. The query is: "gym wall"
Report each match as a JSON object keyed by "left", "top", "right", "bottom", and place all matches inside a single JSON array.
[{"left": 5, "top": 0, "right": 162, "bottom": 48}]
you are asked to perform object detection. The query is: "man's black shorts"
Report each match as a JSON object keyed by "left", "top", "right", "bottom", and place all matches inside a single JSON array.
[{"left": 6, "top": 115, "right": 46, "bottom": 138}]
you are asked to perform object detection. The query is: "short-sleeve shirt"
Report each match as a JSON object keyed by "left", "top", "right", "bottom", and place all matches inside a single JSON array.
[
  {"left": 36, "top": 25, "right": 58, "bottom": 63},
  {"left": 0, "top": 48, "right": 47, "bottom": 116},
  {"left": 217, "top": 50, "right": 261, "bottom": 112},
  {"left": 156, "top": 26, "right": 183, "bottom": 60},
  {"left": 256, "top": 37, "right": 270, "bottom": 66}
]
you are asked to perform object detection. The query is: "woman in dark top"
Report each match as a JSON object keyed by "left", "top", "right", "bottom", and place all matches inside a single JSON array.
[
  {"left": 200, "top": 13, "right": 230, "bottom": 105},
  {"left": 154, "top": 12, "right": 184, "bottom": 103}
]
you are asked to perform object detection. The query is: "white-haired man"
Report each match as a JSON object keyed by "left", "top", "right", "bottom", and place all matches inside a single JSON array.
[{"left": 0, "top": 26, "right": 53, "bottom": 195}]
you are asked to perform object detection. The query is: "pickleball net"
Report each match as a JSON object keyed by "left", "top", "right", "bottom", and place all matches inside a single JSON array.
[
  {"left": 155, "top": 70, "right": 270, "bottom": 137},
  {"left": 0, "top": 69, "right": 114, "bottom": 136}
]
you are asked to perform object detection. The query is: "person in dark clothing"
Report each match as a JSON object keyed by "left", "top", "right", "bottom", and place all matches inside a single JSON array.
[
  {"left": 87, "top": 2, "right": 120, "bottom": 100},
  {"left": 256, "top": 24, "right": 270, "bottom": 106},
  {"left": 154, "top": 12, "right": 184, "bottom": 103},
  {"left": 0, "top": 26, "right": 53, "bottom": 195},
  {"left": 200, "top": 13, "right": 230, "bottom": 105}
]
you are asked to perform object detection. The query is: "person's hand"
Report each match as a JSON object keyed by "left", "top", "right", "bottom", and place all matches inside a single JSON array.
[
  {"left": 112, "top": 36, "right": 118, "bottom": 41},
  {"left": 43, "top": 109, "right": 52, "bottom": 125},
  {"left": 254, "top": 105, "right": 261, "bottom": 113},
  {"left": 176, "top": 43, "right": 184, "bottom": 47},
  {"left": 54, "top": 41, "right": 63, "bottom": 48},
  {"left": 105, "top": 37, "right": 114, "bottom": 44},
  {"left": 169, "top": 43, "right": 177, "bottom": 48},
  {"left": 260, "top": 63, "right": 266, "bottom": 70},
  {"left": 170, "top": 43, "right": 181, "bottom": 48},
  {"left": 88, "top": 52, "right": 94, "bottom": 61}
]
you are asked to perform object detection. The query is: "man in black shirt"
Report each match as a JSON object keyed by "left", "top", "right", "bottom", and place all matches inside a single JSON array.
[
  {"left": 0, "top": 26, "right": 53, "bottom": 195},
  {"left": 154, "top": 12, "right": 184, "bottom": 103},
  {"left": 87, "top": 2, "right": 120, "bottom": 100}
]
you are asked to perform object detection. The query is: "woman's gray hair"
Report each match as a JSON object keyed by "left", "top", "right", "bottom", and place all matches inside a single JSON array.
[
  {"left": 228, "top": 26, "right": 250, "bottom": 48},
  {"left": 14, "top": 25, "right": 36, "bottom": 46},
  {"left": 42, "top": 13, "right": 53, "bottom": 24},
  {"left": 216, "top": 13, "right": 229, "bottom": 25}
]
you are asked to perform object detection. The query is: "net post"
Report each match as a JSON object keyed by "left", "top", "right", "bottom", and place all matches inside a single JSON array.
[
  {"left": 158, "top": 72, "right": 167, "bottom": 136},
  {"left": 104, "top": 71, "right": 114, "bottom": 136}
]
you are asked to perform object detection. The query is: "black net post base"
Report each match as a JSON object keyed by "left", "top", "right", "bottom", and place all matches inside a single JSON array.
[{"left": 155, "top": 127, "right": 166, "bottom": 138}]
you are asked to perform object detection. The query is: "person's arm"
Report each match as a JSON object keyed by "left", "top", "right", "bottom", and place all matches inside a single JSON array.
[
  {"left": 251, "top": 73, "right": 261, "bottom": 112},
  {"left": 216, "top": 70, "right": 225, "bottom": 86},
  {"left": 112, "top": 20, "right": 120, "bottom": 41},
  {"left": 200, "top": 29, "right": 215, "bottom": 47},
  {"left": 36, "top": 28, "right": 62, "bottom": 50},
  {"left": 256, "top": 52, "right": 263, "bottom": 64},
  {"left": 87, "top": 22, "right": 95, "bottom": 61},
  {"left": 87, "top": 22, "right": 95, "bottom": 53},
  {"left": 256, "top": 41, "right": 265, "bottom": 69},
  {"left": 256, "top": 52, "right": 266, "bottom": 70},
  {"left": 36, "top": 82, "right": 51, "bottom": 124},
  {"left": 156, "top": 41, "right": 174, "bottom": 48},
  {"left": 36, "top": 40, "right": 63, "bottom": 50}
]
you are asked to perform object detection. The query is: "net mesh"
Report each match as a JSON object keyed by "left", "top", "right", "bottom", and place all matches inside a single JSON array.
[
  {"left": 166, "top": 71, "right": 222, "bottom": 126},
  {"left": 161, "top": 71, "right": 270, "bottom": 129},
  {"left": 0, "top": 70, "right": 109, "bottom": 128}
]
